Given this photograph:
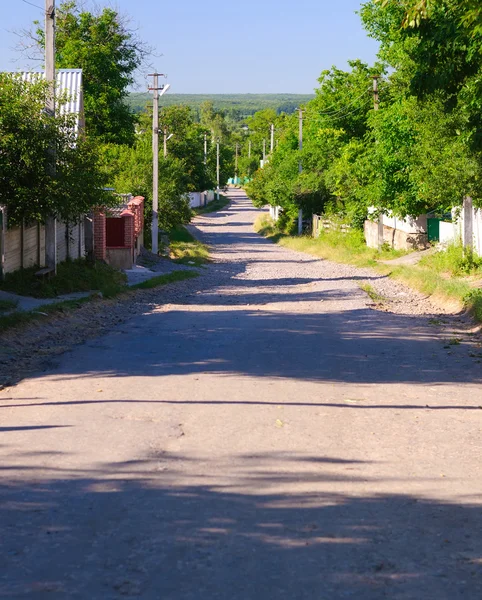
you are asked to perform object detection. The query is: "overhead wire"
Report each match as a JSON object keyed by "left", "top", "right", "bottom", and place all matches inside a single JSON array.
[
  {"left": 314, "top": 86, "right": 373, "bottom": 117},
  {"left": 21, "top": 0, "right": 45, "bottom": 12}
]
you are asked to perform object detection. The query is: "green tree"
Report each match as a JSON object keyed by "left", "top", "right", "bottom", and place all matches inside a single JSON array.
[
  {"left": 0, "top": 74, "right": 108, "bottom": 226},
  {"left": 34, "top": 1, "right": 149, "bottom": 145}
]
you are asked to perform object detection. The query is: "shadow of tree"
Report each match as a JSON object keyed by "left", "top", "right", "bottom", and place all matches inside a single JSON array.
[{"left": 1, "top": 452, "right": 481, "bottom": 598}]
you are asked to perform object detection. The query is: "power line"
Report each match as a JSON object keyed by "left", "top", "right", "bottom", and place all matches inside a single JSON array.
[
  {"left": 21, "top": 0, "right": 45, "bottom": 11},
  {"left": 316, "top": 86, "right": 372, "bottom": 117},
  {"left": 304, "top": 101, "right": 369, "bottom": 124}
]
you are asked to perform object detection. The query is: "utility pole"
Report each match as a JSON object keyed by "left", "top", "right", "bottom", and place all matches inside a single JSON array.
[
  {"left": 163, "top": 125, "right": 168, "bottom": 158},
  {"left": 45, "top": 0, "right": 57, "bottom": 272},
  {"left": 262, "top": 139, "right": 266, "bottom": 162},
  {"left": 216, "top": 140, "right": 220, "bottom": 201},
  {"left": 204, "top": 133, "right": 207, "bottom": 165},
  {"left": 248, "top": 139, "right": 251, "bottom": 159},
  {"left": 373, "top": 75, "right": 383, "bottom": 249},
  {"left": 270, "top": 123, "right": 274, "bottom": 153},
  {"left": 148, "top": 73, "right": 167, "bottom": 254},
  {"left": 235, "top": 142, "right": 239, "bottom": 183},
  {"left": 298, "top": 108, "right": 303, "bottom": 235}
]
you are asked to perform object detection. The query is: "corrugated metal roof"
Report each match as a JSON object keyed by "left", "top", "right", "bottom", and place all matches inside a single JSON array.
[{"left": 20, "top": 69, "right": 83, "bottom": 132}]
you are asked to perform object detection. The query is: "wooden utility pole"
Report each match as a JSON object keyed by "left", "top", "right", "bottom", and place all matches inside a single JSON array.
[
  {"left": 270, "top": 123, "right": 274, "bottom": 153},
  {"left": 148, "top": 73, "right": 166, "bottom": 254},
  {"left": 298, "top": 108, "right": 303, "bottom": 235},
  {"left": 372, "top": 75, "right": 383, "bottom": 249},
  {"left": 216, "top": 140, "right": 220, "bottom": 201},
  {"left": 45, "top": 0, "right": 57, "bottom": 272}
]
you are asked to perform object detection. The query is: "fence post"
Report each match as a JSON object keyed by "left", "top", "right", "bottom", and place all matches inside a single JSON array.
[{"left": 463, "top": 196, "right": 473, "bottom": 255}]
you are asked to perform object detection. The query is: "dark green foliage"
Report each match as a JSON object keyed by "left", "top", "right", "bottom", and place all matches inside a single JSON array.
[{"left": 0, "top": 74, "right": 109, "bottom": 226}]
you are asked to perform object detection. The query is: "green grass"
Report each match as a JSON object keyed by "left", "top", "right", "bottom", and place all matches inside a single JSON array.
[
  {"left": 0, "top": 296, "right": 93, "bottom": 331},
  {"left": 0, "top": 259, "right": 127, "bottom": 299},
  {"left": 192, "top": 194, "right": 230, "bottom": 215},
  {"left": 419, "top": 243, "right": 482, "bottom": 276},
  {"left": 130, "top": 270, "right": 199, "bottom": 290},
  {"left": 169, "top": 225, "right": 210, "bottom": 266},
  {"left": 359, "top": 283, "right": 387, "bottom": 304},
  {"left": 0, "top": 299, "right": 18, "bottom": 313},
  {"left": 255, "top": 214, "right": 482, "bottom": 322},
  {"left": 0, "top": 268, "right": 200, "bottom": 333},
  {"left": 255, "top": 214, "right": 406, "bottom": 268}
]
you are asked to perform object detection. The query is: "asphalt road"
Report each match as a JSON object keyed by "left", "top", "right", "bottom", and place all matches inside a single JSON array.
[{"left": 1, "top": 189, "right": 482, "bottom": 599}]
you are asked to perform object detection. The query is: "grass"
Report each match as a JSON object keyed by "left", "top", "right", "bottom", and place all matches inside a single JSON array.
[
  {"left": 0, "top": 299, "right": 18, "bottom": 313},
  {"left": 0, "top": 296, "right": 93, "bottom": 331},
  {"left": 130, "top": 271, "right": 198, "bottom": 290},
  {"left": 359, "top": 283, "right": 387, "bottom": 305},
  {"left": 0, "top": 255, "right": 203, "bottom": 333},
  {"left": 255, "top": 214, "right": 482, "bottom": 322},
  {"left": 192, "top": 193, "right": 230, "bottom": 215},
  {"left": 168, "top": 225, "right": 210, "bottom": 267},
  {"left": 0, "top": 259, "right": 127, "bottom": 299},
  {"left": 255, "top": 214, "right": 406, "bottom": 268}
]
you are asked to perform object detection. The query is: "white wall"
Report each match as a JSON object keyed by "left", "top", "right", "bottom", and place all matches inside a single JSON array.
[
  {"left": 189, "top": 192, "right": 202, "bottom": 208},
  {"left": 382, "top": 213, "right": 427, "bottom": 234},
  {"left": 439, "top": 221, "right": 456, "bottom": 244}
]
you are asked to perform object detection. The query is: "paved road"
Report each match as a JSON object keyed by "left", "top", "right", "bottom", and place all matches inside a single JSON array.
[{"left": 1, "top": 189, "right": 482, "bottom": 599}]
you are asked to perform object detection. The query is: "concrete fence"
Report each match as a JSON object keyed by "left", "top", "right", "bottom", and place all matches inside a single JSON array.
[{"left": 2, "top": 219, "right": 85, "bottom": 276}]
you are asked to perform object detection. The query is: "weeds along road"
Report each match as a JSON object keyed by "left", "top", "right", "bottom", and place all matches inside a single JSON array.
[{"left": 1, "top": 188, "right": 482, "bottom": 599}]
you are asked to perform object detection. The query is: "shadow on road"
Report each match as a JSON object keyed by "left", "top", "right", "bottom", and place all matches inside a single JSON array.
[{"left": 1, "top": 452, "right": 481, "bottom": 598}]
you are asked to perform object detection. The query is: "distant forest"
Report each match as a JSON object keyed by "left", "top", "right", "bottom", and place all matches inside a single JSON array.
[{"left": 127, "top": 93, "right": 315, "bottom": 121}]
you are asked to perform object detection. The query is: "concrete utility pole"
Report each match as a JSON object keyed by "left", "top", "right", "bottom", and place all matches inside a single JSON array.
[
  {"left": 148, "top": 73, "right": 167, "bottom": 254},
  {"left": 204, "top": 133, "right": 207, "bottom": 165},
  {"left": 262, "top": 139, "right": 266, "bottom": 162},
  {"left": 372, "top": 75, "right": 383, "bottom": 250},
  {"left": 216, "top": 140, "right": 220, "bottom": 201},
  {"left": 235, "top": 142, "right": 239, "bottom": 182},
  {"left": 298, "top": 108, "right": 304, "bottom": 235},
  {"left": 270, "top": 123, "right": 274, "bottom": 153},
  {"left": 45, "top": 0, "right": 57, "bottom": 272}
]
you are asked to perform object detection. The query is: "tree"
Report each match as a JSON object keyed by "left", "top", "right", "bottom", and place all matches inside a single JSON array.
[
  {"left": 33, "top": 1, "right": 149, "bottom": 145},
  {"left": 159, "top": 106, "right": 215, "bottom": 192},
  {"left": 0, "top": 74, "right": 108, "bottom": 226}
]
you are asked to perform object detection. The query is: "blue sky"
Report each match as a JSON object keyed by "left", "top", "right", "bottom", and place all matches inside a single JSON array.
[{"left": 2, "top": 0, "right": 380, "bottom": 94}]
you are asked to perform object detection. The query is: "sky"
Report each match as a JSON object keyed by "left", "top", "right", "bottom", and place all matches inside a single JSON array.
[{"left": 1, "top": 0, "right": 380, "bottom": 94}]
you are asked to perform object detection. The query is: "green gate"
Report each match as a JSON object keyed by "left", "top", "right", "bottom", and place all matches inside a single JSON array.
[{"left": 427, "top": 218, "right": 440, "bottom": 242}]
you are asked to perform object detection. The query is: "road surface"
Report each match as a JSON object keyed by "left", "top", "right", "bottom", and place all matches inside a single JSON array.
[{"left": 1, "top": 189, "right": 482, "bottom": 599}]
